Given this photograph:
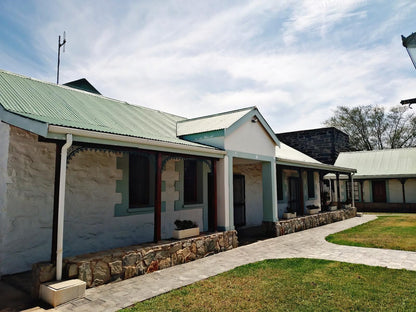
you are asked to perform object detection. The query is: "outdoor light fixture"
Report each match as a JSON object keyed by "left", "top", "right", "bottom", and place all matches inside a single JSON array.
[
  {"left": 402, "top": 32, "right": 416, "bottom": 69},
  {"left": 400, "top": 32, "right": 416, "bottom": 106}
]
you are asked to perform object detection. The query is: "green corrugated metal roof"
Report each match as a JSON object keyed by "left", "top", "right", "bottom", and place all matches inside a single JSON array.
[
  {"left": 0, "top": 69, "right": 210, "bottom": 148},
  {"left": 334, "top": 148, "right": 416, "bottom": 178},
  {"left": 177, "top": 107, "right": 254, "bottom": 136}
]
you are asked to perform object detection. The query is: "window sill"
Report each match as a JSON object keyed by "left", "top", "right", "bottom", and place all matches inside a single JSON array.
[{"left": 176, "top": 203, "right": 204, "bottom": 211}]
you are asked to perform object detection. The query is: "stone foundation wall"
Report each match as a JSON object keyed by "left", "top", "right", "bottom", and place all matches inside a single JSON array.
[
  {"left": 32, "top": 230, "right": 237, "bottom": 297},
  {"left": 263, "top": 207, "right": 357, "bottom": 237}
]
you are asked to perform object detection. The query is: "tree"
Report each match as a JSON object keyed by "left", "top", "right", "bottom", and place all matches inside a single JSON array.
[{"left": 324, "top": 104, "right": 416, "bottom": 151}]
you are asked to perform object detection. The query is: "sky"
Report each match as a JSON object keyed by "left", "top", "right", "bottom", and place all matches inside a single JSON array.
[{"left": 0, "top": 0, "right": 415, "bottom": 132}]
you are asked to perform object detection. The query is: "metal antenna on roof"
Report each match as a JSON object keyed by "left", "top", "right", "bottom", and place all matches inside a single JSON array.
[{"left": 56, "top": 31, "right": 67, "bottom": 85}]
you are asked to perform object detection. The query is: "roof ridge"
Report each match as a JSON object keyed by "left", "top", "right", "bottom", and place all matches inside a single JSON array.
[
  {"left": 177, "top": 106, "right": 255, "bottom": 124},
  {"left": 340, "top": 147, "right": 416, "bottom": 155}
]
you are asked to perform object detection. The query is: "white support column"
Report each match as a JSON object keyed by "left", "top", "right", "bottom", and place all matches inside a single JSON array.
[
  {"left": 262, "top": 160, "right": 278, "bottom": 222},
  {"left": 351, "top": 173, "right": 355, "bottom": 208},
  {"left": 216, "top": 155, "right": 230, "bottom": 231},
  {"left": 56, "top": 134, "right": 72, "bottom": 281}
]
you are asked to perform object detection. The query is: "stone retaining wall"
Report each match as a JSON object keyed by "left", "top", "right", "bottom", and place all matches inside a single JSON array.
[
  {"left": 263, "top": 207, "right": 357, "bottom": 237},
  {"left": 32, "top": 230, "right": 237, "bottom": 297}
]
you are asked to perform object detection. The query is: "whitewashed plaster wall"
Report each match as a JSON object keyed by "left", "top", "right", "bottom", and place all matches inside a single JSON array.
[
  {"left": 405, "top": 179, "right": 416, "bottom": 203},
  {"left": 388, "top": 178, "right": 416, "bottom": 203},
  {"left": 1, "top": 126, "right": 56, "bottom": 275},
  {"left": 0, "top": 122, "right": 10, "bottom": 276},
  {"left": 63, "top": 150, "right": 156, "bottom": 258},
  {"left": 389, "top": 179, "right": 403, "bottom": 203},
  {"left": 233, "top": 163, "right": 263, "bottom": 227},
  {"left": 225, "top": 121, "right": 276, "bottom": 157},
  {"left": 161, "top": 159, "right": 203, "bottom": 239}
]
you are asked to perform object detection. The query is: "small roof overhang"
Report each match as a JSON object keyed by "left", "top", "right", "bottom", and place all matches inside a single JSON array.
[{"left": 276, "top": 157, "right": 357, "bottom": 173}]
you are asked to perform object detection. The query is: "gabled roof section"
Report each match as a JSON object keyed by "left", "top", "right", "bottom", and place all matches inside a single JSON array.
[
  {"left": 177, "top": 107, "right": 280, "bottom": 146},
  {"left": 334, "top": 148, "right": 416, "bottom": 178},
  {"left": 0, "top": 69, "right": 215, "bottom": 150},
  {"left": 64, "top": 78, "right": 101, "bottom": 95}
]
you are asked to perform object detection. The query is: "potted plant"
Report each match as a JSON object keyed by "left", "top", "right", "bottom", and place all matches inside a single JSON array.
[
  {"left": 343, "top": 199, "right": 352, "bottom": 209},
  {"left": 172, "top": 220, "right": 200, "bottom": 239},
  {"left": 283, "top": 205, "right": 297, "bottom": 219},
  {"left": 306, "top": 205, "right": 320, "bottom": 215}
]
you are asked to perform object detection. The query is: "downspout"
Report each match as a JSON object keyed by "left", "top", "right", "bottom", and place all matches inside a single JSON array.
[{"left": 56, "top": 134, "right": 72, "bottom": 281}]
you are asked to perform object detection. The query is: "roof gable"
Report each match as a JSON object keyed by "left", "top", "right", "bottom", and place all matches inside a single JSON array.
[
  {"left": 64, "top": 78, "right": 101, "bottom": 95},
  {"left": 177, "top": 107, "right": 280, "bottom": 147}
]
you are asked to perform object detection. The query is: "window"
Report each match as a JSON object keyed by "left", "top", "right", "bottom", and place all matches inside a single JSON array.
[
  {"left": 184, "top": 159, "right": 202, "bottom": 205},
  {"left": 277, "top": 167, "right": 283, "bottom": 201},
  {"left": 129, "top": 154, "right": 152, "bottom": 208},
  {"left": 307, "top": 171, "right": 315, "bottom": 199}
]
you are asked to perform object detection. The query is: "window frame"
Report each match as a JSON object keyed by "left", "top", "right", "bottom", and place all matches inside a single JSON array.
[
  {"left": 183, "top": 159, "right": 203, "bottom": 205},
  {"left": 128, "top": 153, "right": 154, "bottom": 209}
]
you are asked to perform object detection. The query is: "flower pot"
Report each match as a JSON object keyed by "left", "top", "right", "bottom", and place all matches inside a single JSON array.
[
  {"left": 283, "top": 212, "right": 297, "bottom": 219},
  {"left": 172, "top": 227, "right": 200, "bottom": 239},
  {"left": 307, "top": 208, "right": 320, "bottom": 215}
]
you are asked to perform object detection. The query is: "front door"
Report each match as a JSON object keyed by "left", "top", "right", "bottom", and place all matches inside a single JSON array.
[
  {"left": 289, "top": 177, "right": 302, "bottom": 215},
  {"left": 233, "top": 174, "right": 246, "bottom": 227},
  {"left": 372, "top": 180, "right": 386, "bottom": 203}
]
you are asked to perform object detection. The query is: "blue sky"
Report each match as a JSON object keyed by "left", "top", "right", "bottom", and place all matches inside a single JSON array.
[{"left": 0, "top": 0, "right": 415, "bottom": 132}]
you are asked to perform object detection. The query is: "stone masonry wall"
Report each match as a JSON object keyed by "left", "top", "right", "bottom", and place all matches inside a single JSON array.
[
  {"left": 2, "top": 126, "right": 56, "bottom": 276},
  {"left": 277, "top": 127, "right": 349, "bottom": 165},
  {"left": 263, "top": 207, "right": 357, "bottom": 237},
  {"left": 32, "top": 230, "right": 237, "bottom": 297}
]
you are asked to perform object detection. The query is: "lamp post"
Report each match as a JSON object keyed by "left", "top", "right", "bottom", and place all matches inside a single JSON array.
[{"left": 400, "top": 32, "right": 416, "bottom": 106}]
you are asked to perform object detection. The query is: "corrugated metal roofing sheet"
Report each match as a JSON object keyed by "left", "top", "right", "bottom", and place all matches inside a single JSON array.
[
  {"left": 276, "top": 142, "right": 321, "bottom": 164},
  {"left": 176, "top": 107, "right": 254, "bottom": 136},
  {"left": 0, "top": 69, "right": 208, "bottom": 148},
  {"left": 334, "top": 148, "right": 416, "bottom": 178}
]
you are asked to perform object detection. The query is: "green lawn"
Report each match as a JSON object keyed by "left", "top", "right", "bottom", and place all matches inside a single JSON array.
[
  {"left": 326, "top": 215, "right": 416, "bottom": 251},
  {"left": 121, "top": 258, "right": 416, "bottom": 312}
]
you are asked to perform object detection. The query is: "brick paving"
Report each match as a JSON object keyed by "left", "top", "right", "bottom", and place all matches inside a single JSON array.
[{"left": 50, "top": 215, "right": 416, "bottom": 312}]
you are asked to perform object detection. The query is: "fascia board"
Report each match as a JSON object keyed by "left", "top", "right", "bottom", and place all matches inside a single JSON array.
[
  {"left": 0, "top": 106, "right": 48, "bottom": 137},
  {"left": 276, "top": 157, "right": 356, "bottom": 173}
]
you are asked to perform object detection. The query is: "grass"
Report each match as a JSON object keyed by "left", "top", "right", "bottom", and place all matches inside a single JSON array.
[
  {"left": 326, "top": 215, "right": 416, "bottom": 251},
  {"left": 121, "top": 258, "right": 416, "bottom": 312}
]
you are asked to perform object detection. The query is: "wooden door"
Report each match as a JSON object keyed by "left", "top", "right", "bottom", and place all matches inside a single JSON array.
[
  {"left": 372, "top": 181, "right": 386, "bottom": 203},
  {"left": 233, "top": 174, "right": 246, "bottom": 227},
  {"left": 289, "top": 177, "right": 302, "bottom": 215}
]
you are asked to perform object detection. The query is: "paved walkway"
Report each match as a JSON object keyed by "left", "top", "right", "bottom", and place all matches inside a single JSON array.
[{"left": 52, "top": 215, "right": 416, "bottom": 312}]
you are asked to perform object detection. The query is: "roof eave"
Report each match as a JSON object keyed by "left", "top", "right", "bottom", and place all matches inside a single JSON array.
[
  {"left": 276, "top": 157, "right": 356, "bottom": 173},
  {"left": 0, "top": 106, "right": 48, "bottom": 137}
]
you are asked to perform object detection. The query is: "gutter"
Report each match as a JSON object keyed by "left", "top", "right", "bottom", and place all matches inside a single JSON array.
[
  {"left": 48, "top": 125, "right": 226, "bottom": 158},
  {"left": 56, "top": 133, "right": 72, "bottom": 281}
]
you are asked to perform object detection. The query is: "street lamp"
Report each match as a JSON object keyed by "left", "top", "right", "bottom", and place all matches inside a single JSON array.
[
  {"left": 400, "top": 32, "right": 416, "bottom": 106},
  {"left": 402, "top": 32, "right": 416, "bottom": 69}
]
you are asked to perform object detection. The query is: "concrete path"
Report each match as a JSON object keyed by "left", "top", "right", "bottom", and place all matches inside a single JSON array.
[{"left": 54, "top": 215, "right": 416, "bottom": 312}]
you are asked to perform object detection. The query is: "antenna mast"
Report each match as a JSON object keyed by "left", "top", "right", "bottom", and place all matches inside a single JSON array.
[{"left": 56, "top": 31, "right": 67, "bottom": 84}]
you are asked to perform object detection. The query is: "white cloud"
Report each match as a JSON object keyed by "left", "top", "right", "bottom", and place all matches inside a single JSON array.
[{"left": 1, "top": 0, "right": 415, "bottom": 133}]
